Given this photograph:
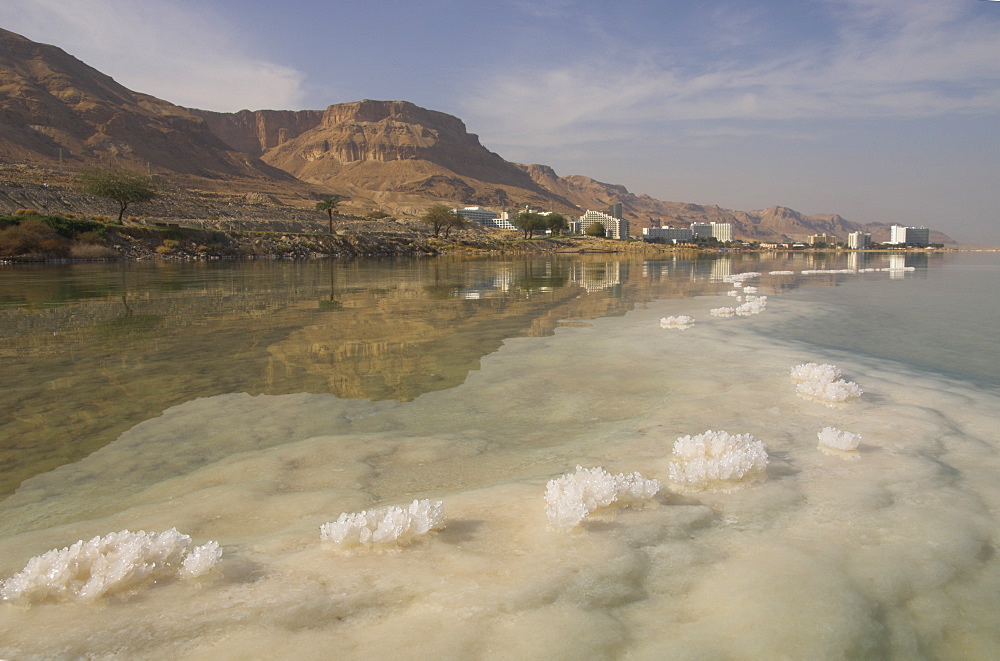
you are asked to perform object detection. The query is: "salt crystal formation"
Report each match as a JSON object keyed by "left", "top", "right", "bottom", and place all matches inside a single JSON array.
[
  {"left": 790, "top": 362, "right": 863, "bottom": 405},
  {"left": 0, "top": 528, "right": 221, "bottom": 604},
  {"left": 320, "top": 499, "right": 445, "bottom": 550},
  {"left": 710, "top": 307, "right": 736, "bottom": 317},
  {"left": 769, "top": 270, "right": 795, "bottom": 275},
  {"left": 726, "top": 290, "right": 741, "bottom": 297},
  {"left": 801, "top": 269, "right": 856, "bottom": 275},
  {"left": 667, "top": 430, "right": 769, "bottom": 491},
  {"left": 722, "top": 272, "right": 761, "bottom": 283},
  {"left": 735, "top": 297, "right": 767, "bottom": 316},
  {"left": 742, "top": 286, "right": 758, "bottom": 294},
  {"left": 544, "top": 466, "right": 661, "bottom": 529},
  {"left": 660, "top": 315, "right": 695, "bottom": 329},
  {"left": 790, "top": 362, "right": 842, "bottom": 383},
  {"left": 817, "top": 427, "right": 862, "bottom": 456}
]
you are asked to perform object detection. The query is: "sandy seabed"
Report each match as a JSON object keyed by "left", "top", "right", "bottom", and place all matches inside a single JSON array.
[{"left": 2, "top": 287, "right": 999, "bottom": 659}]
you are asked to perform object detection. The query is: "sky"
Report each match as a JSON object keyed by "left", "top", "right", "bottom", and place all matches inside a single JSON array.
[{"left": 2, "top": 0, "right": 999, "bottom": 243}]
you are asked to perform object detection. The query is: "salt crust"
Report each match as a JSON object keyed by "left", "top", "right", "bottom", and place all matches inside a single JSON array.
[
  {"left": 544, "top": 466, "right": 661, "bottom": 529},
  {"left": 320, "top": 499, "right": 445, "bottom": 550},
  {"left": 668, "top": 430, "right": 769, "bottom": 491},
  {"left": 721, "top": 272, "right": 761, "bottom": 283},
  {"left": 659, "top": 315, "right": 695, "bottom": 329},
  {"left": 0, "top": 528, "right": 220, "bottom": 604},
  {"left": 710, "top": 307, "right": 736, "bottom": 317},
  {"left": 769, "top": 270, "right": 795, "bottom": 275},
  {"left": 790, "top": 363, "right": 863, "bottom": 405},
  {"left": 817, "top": 427, "right": 862, "bottom": 456}
]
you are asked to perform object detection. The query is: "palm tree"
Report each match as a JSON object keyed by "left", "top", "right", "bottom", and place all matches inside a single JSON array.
[{"left": 316, "top": 197, "right": 341, "bottom": 233}]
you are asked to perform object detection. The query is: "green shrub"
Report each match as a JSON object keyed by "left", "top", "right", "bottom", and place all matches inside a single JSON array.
[
  {"left": 42, "top": 215, "right": 107, "bottom": 239},
  {"left": 0, "top": 219, "right": 68, "bottom": 257}
]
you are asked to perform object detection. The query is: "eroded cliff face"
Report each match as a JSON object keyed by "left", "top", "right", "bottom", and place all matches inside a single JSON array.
[
  {"left": 191, "top": 108, "right": 326, "bottom": 157},
  {"left": 191, "top": 100, "right": 577, "bottom": 212}
]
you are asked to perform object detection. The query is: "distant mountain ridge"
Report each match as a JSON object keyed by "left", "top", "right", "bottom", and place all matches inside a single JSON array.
[{"left": 0, "top": 28, "right": 953, "bottom": 243}]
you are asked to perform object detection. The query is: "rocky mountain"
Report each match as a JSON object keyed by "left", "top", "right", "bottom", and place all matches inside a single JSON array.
[
  {"left": 190, "top": 100, "right": 578, "bottom": 214},
  {"left": 0, "top": 28, "right": 953, "bottom": 242},
  {"left": 0, "top": 28, "right": 294, "bottom": 183}
]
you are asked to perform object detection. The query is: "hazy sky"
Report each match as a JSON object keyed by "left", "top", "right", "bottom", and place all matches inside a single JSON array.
[{"left": 3, "top": 0, "right": 999, "bottom": 242}]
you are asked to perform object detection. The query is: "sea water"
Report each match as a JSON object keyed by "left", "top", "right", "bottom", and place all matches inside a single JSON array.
[{"left": 0, "top": 252, "right": 998, "bottom": 658}]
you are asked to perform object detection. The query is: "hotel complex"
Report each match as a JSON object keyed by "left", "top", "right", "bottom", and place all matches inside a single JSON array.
[
  {"left": 889, "top": 224, "right": 930, "bottom": 247},
  {"left": 848, "top": 231, "right": 872, "bottom": 249},
  {"left": 455, "top": 206, "right": 934, "bottom": 249}
]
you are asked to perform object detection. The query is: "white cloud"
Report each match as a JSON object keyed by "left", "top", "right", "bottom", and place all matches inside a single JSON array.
[
  {"left": 0, "top": 0, "right": 307, "bottom": 111},
  {"left": 465, "top": 0, "right": 1000, "bottom": 148}
]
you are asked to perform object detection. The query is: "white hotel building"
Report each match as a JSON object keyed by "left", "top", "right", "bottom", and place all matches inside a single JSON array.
[
  {"left": 572, "top": 210, "right": 628, "bottom": 240},
  {"left": 689, "top": 222, "right": 734, "bottom": 242},
  {"left": 889, "top": 224, "right": 930, "bottom": 247}
]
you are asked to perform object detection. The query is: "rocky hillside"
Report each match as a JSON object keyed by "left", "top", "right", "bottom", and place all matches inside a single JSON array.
[
  {"left": 0, "top": 28, "right": 295, "bottom": 183},
  {"left": 191, "top": 100, "right": 579, "bottom": 215}
]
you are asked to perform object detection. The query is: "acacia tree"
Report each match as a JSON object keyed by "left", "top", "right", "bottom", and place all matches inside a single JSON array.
[
  {"left": 316, "top": 196, "right": 342, "bottom": 233},
  {"left": 585, "top": 222, "right": 607, "bottom": 237},
  {"left": 545, "top": 213, "right": 568, "bottom": 235},
  {"left": 77, "top": 167, "right": 157, "bottom": 223},
  {"left": 442, "top": 210, "right": 466, "bottom": 238},
  {"left": 422, "top": 204, "right": 459, "bottom": 237},
  {"left": 515, "top": 211, "right": 546, "bottom": 239}
]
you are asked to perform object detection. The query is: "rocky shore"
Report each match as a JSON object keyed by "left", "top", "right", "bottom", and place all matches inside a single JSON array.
[{"left": 0, "top": 165, "right": 681, "bottom": 261}]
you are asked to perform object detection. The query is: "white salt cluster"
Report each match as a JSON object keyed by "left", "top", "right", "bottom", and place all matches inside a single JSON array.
[
  {"left": 790, "top": 362, "right": 863, "bottom": 405},
  {"left": 667, "top": 430, "right": 769, "bottom": 491},
  {"left": 735, "top": 297, "right": 767, "bottom": 316},
  {"left": 726, "top": 290, "right": 741, "bottom": 297},
  {"left": 710, "top": 307, "right": 736, "bottom": 317},
  {"left": 722, "top": 272, "right": 761, "bottom": 283},
  {"left": 0, "top": 528, "right": 221, "bottom": 604},
  {"left": 801, "top": 269, "right": 856, "bottom": 275},
  {"left": 796, "top": 379, "right": 864, "bottom": 404},
  {"left": 660, "top": 315, "right": 695, "bottom": 329},
  {"left": 320, "top": 499, "right": 445, "bottom": 551},
  {"left": 816, "top": 427, "right": 862, "bottom": 456},
  {"left": 181, "top": 541, "right": 222, "bottom": 577},
  {"left": 769, "top": 270, "right": 795, "bottom": 275},
  {"left": 790, "top": 362, "right": 842, "bottom": 383},
  {"left": 742, "top": 286, "right": 758, "bottom": 294},
  {"left": 544, "top": 466, "right": 661, "bottom": 529}
]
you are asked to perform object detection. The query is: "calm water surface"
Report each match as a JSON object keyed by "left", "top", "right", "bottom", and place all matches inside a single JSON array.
[{"left": 1, "top": 252, "right": 998, "bottom": 659}]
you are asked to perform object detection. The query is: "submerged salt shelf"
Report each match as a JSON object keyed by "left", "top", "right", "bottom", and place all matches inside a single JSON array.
[{"left": 1, "top": 254, "right": 999, "bottom": 659}]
